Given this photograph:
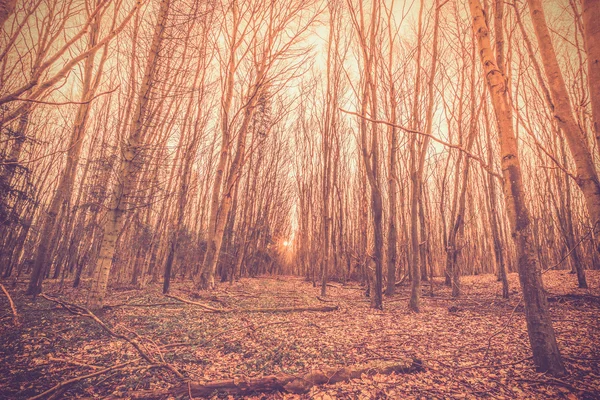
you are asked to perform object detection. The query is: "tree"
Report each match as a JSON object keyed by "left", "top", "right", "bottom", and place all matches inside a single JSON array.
[
  {"left": 27, "top": 0, "right": 112, "bottom": 295},
  {"left": 88, "top": 0, "right": 171, "bottom": 310},
  {"left": 582, "top": 0, "right": 600, "bottom": 153},
  {"left": 469, "top": 0, "right": 566, "bottom": 376},
  {"left": 0, "top": 0, "right": 17, "bottom": 29},
  {"left": 526, "top": 0, "right": 600, "bottom": 256}
]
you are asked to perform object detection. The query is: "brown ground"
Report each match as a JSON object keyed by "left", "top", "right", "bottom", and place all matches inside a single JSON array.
[{"left": 0, "top": 271, "right": 599, "bottom": 399}]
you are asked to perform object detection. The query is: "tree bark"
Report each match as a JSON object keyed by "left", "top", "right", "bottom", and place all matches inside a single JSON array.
[
  {"left": 527, "top": 0, "right": 600, "bottom": 254},
  {"left": 409, "top": 0, "right": 425, "bottom": 312},
  {"left": 469, "top": 0, "right": 566, "bottom": 376},
  {"left": 582, "top": 0, "right": 600, "bottom": 154},
  {"left": 0, "top": 0, "right": 16, "bottom": 30},
  {"left": 88, "top": 0, "right": 170, "bottom": 310},
  {"left": 27, "top": 7, "right": 104, "bottom": 295}
]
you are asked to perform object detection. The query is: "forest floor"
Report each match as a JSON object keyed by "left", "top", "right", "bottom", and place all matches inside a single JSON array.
[{"left": 0, "top": 271, "right": 599, "bottom": 399}]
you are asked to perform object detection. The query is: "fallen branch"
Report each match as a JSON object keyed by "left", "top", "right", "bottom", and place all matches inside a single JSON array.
[
  {"left": 102, "top": 301, "right": 182, "bottom": 309},
  {"left": 41, "top": 294, "right": 155, "bottom": 364},
  {"left": 165, "top": 294, "right": 231, "bottom": 312},
  {"left": 316, "top": 295, "right": 336, "bottom": 303},
  {"left": 47, "top": 357, "right": 104, "bottom": 370},
  {"left": 547, "top": 293, "right": 600, "bottom": 305},
  {"left": 483, "top": 297, "right": 523, "bottom": 360},
  {"left": 28, "top": 360, "right": 136, "bottom": 400},
  {"left": 239, "top": 305, "right": 339, "bottom": 313},
  {"left": 0, "top": 282, "right": 19, "bottom": 325},
  {"left": 453, "top": 356, "right": 533, "bottom": 370},
  {"left": 167, "top": 293, "right": 338, "bottom": 313},
  {"left": 131, "top": 359, "right": 423, "bottom": 398}
]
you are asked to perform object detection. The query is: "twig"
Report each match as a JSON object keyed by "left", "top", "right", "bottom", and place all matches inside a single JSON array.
[
  {"left": 483, "top": 297, "right": 523, "bottom": 360},
  {"left": 316, "top": 295, "right": 336, "bottom": 303},
  {"left": 542, "top": 229, "right": 593, "bottom": 273},
  {"left": 13, "top": 86, "right": 118, "bottom": 106},
  {"left": 339, "top": 108, "right": 502, "bottom": 179},
  {"left": 48, "top": 357, "right": 103, "bottom": 370},
  {"left": 167, "top": 293, "right": 338, "bottom": 313},
  {"left": 102, "top": 301, "right": 182, "bottom": 309},
  {"left": 41, "top": 294, "right": 154, "bottom": 363},
  {"left": 454, "top": 356, "right": 533, "bottom": 370},
  {"left": 0, "top": 282, "right": 19, "bottom": 325},
  {"left": 165, "top": 294, "right": 231, "bottom": 312},
  {"left": 27, "top": 360, "right": 136, "bottom": 400}
]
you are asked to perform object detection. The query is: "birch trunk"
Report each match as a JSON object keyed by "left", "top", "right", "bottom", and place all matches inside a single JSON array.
[
  {"left": 582, "top": 0, "right": 600, "bottom": 153},
  {"left": 527, "top": 0, "right": 600, "bottom": 253},
  {"left": 408, "top": 0, "right": 425, "bottom": 312},
  {"left": 385, "top": 4, "right": 398, "bottom": 296},
  {"left": 469, "top": 0, "right": 566, "bottom": 376},
  {"left": 88, "top": 0, "right": 170, "bottom": 309},
  {"left": 198, "top": 87, "right": 260, "bottom": 289}
]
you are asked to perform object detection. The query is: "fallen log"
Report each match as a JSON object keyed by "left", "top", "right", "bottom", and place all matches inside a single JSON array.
[{"left": 131, "top": 359, "right": 423, "bottom": 398}]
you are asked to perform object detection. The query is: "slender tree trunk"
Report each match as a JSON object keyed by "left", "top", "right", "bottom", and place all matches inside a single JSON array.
[
  {"left": 26, "top": 10, "right": 103, "bottom": 295},
  {"left": 384, "top": 0, "right": 399, "bottom": 296},
  {"left": 88, "top": 0, "right": 170, "bottom": 309},
  {"left": 198, "top": 86, "right": 261, "bottom": 289},
  {"left": 483, "top": 99, "right": 509, "bottom": 298},
  {"left": 198, "top": 0, "right": 240, "bottom": 288},
  {"left": 527, "top": 0, "right": 600, "bottom": 253},
  {"left": 470, "top": 0, "right": 566, "bottom": 376},
  {"left": 0, "top": 0, "right": 16, "bottom": 29},
  {"left": 408, "top": 0, "right": 425, "bottom": 312},
  {"left": 582, "top": 0, "right": 600, "bottom": 153}
]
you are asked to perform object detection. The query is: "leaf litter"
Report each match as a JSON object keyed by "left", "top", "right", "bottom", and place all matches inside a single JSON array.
[{"left": 0, "top": 270, "right": 599, "bottom": 399}]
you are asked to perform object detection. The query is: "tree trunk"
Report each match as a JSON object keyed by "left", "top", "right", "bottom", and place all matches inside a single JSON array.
[
  {"left": 409, "top": 0, "right": 425, "bottom": 312},
  {"left": 198, "top": 87, "right": 261, "bottom": 289},
  {"left": 87, "top": 0, "right": 170, "bottom": 310},
  {"left": 0, "top": 0, "right": 16, "bottom": 29},
  {"left": 483, "top": 98, "right": 509, "bottom": 298},
  {"left": 527, "top": 0, "right": 600, "bottom": 253},
  {"left": 27, "top": 9, "right": 103, "bottom": 295},
  {"left": 582, "top": 0, "right": 600, "bottom": 154},
  {"left": 469, "top": 0, "right": 566, "bottom": 376}
]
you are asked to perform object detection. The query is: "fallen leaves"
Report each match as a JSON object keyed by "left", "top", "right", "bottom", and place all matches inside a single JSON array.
[{"left": 0, "top": 271, "right": 598, "bottom": 399}]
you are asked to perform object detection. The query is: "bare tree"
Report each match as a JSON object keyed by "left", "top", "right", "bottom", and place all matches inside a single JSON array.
[{"left": 469, "top": 0, "right": 566, "bottom": 376}]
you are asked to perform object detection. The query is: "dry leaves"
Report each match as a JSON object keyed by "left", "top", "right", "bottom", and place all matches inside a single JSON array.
[{"left": 0, "top": 270, "right": 598, "bottom": 399}]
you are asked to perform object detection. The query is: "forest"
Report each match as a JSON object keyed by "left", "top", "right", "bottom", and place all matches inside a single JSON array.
[{"left": 0, "top": 0, "right": 599, "bottom": 398}]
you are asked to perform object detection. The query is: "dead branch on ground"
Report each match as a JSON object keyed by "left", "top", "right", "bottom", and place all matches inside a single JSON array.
[
  {"left": 129, "top": 359, "right": 424, "bottom": 398},
  {"left": 0, "top": 282, "right": 19, "bottom": 325}
]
